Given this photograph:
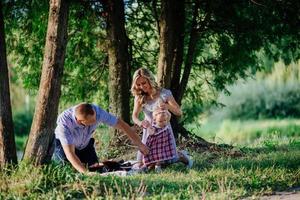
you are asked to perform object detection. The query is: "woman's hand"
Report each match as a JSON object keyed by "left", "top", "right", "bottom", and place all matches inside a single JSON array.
[
  {"left": 162, "top": 96, "right": 182, "bottom": 116},
  {"left": 140, "top": 120, "right": 151, "bottom": 129},
  {"left": 158, "top": 102, "right": 168, "bottom": 110}
]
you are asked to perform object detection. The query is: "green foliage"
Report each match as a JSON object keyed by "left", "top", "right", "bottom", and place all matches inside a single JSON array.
[
  {"left": 4, "top": 0, "right": 48, "bottom": 91},
  {"left": 4, "top": 1, "right": 110, "bottom": 107},
  {"left": 126, "top": 1, "right": 159, "bottom": 73},
  {"left": 225, "top": 80, "right": 300, "bottom": 119},
  {"left": 62, "top": 3, "right": 109, "bottom": 104},
  {"left": 15, "top": 135, "right": 28, "bottom": 151},
  {"left": 13, "top": 108, "right": 34, "bottom": 151},
  {"left": 210, "top": 62, "right": 300, "bottom": 120},
  {"left": 4, "top": 0, "right": 300, "bottom": 113},
  {"left": 13, "top": 109, "right": 33, "bottom": 136}
]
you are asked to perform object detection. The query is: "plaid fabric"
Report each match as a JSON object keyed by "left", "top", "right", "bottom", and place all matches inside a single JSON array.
[{"left": 143, "top": 126, "right": 177, "bottom": 165}]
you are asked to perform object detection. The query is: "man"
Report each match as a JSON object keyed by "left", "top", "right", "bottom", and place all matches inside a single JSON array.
[{"left": 53, "top": 103, "right": 149, "bottom": 174}]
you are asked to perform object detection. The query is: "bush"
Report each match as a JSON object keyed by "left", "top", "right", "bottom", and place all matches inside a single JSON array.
[
  {"left": 211, "top": 79, "right": 300, "bottom": 120},
  {"left": 208, "top": 61, "right": 300, "bottom": 120}
]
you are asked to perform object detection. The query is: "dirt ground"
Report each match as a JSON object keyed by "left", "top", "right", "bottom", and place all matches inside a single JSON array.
[
  {"left": 244, "top": 187, "right": 300, "bottom": 200},
  {"left": 260, "top": 192, "right": 300, "bottom": 200}
]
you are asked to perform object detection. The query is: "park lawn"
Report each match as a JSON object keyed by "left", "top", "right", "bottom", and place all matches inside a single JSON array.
[{"left": 1, "top": 136, "right": 300, "bottom": 200}]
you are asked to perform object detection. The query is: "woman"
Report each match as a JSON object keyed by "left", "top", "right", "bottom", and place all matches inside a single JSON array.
[{"left": 131, "top": 67, "right": 192, "bottom": 169}]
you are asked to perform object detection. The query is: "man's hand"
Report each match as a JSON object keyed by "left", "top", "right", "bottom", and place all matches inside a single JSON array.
[
  {"left": 115, "top": 118, "right": 150, "bottom": 155},
  {"left": 138, "top": 143, "right": 150, "bottom": 155},
  {"left": 62, "top": 144, "right": 89, "bottom": 173},
  {"left": 85, "top": 171, "right": 97, "bottom": 176}
]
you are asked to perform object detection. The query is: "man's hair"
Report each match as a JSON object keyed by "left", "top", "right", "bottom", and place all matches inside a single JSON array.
[{"left": 75, "top": 103, "right": 95, "bottom": 118}]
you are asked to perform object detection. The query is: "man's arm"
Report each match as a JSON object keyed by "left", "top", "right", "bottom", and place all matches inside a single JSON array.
[
  {"left": 114, "top": 118, "right": 149, "bottom": 155},
  {"left": 62, "top": 144, "right": 88, "bottom": 173}
]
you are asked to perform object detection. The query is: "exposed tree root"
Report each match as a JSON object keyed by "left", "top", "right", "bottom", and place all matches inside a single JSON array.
[{"left": 177, "top": 123, "right": 243, "bottom": 157}]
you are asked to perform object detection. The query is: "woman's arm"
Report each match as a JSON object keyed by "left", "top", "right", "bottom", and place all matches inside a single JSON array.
[
  {"left": 132, "top": 97, "right": 151, "bottom": 128},
  {"left": 162, "top": 95, "right": 182, "bottom": 116},
  {"left": 132, "top": 97, "right": 142, "bottom": 126}
]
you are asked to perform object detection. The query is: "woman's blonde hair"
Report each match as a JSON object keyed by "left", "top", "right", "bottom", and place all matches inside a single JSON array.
[{"left": 130, "top": 67, "right": 160, "bottom": 97}]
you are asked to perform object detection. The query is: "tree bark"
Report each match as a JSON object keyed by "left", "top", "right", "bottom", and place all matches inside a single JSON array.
[
  {"left": 0, "top": 1, "right": 17, "bottom": 166},
  {"left": 102, "top": 0, "right": 131, "bottom": 145},
  {"left": 157, "top": 0, "right": 185, "bottom": 138},
  {"left": 157, "top": 0, "right": 176, "bottom": 88},
  {"left": 177, "top": 0, "right": 201, "bottom": 104},
  {"left": 169, "top": 1, "right": 185, "bottom": 100},
  {"left": 23, "top": 0, "right": 69, "bottom": 164}
]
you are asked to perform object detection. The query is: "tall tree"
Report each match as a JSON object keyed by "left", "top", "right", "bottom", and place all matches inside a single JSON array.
[
  {"left": 101, "top": 0, "right": 131, "bottom": 145},
  {"left": 23, "top": 0, "right": 69, "bottom": 164},
  {"left": 0, "top": 1, "right": 17, "bottom": 166},
  {"left": 155, "top": 0, "right": 300, "bottom": 139},
  {"left": 156, "top": 0, "right": 186, "bottom": 138},
  {"left": 157, "top": 0, "right": 185, "bottom": 89}
]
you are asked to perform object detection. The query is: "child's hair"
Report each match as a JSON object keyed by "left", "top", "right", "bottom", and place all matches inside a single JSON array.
[{"left": 153, "top": 108, "right": 171, "bottom": 122}]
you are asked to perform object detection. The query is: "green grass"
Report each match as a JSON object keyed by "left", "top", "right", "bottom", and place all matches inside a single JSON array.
[{"left": 1, "top": 137, "right": 300, "bottom": 199}]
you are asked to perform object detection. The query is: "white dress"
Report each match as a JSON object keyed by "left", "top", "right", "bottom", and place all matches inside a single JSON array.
[{"left": 136, "top": 88, "right": 179, "bottom": 162}]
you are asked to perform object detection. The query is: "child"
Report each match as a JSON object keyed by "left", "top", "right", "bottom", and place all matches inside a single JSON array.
[{"left": 142, "top": 108, "right": 177, "bottom": 172}]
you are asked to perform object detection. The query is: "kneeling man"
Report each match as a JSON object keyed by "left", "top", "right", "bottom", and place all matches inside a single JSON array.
[{"left": 53, "top": 103, "right": 149, "bottom": 174}]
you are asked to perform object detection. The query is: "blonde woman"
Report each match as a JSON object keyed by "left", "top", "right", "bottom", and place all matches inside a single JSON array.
[{"left": 131, "top": 67, "right": 192, "bottom": 169}]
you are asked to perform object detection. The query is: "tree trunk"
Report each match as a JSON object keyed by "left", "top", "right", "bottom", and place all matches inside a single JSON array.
[
  {"left": 23, "top": 0, "right": 69, "bottom": 164},
  {"left": 0, "top": 1, "right": 17, "bottom": 166},
  {"left": 103, "top": 0, "right": 131, "bottom": 146},
  {"left": 156, "top": 0, "right": 213, "bottom": 150},
  {"left": 169, "top": 1, "right": 185, "bottom": 100},
  {"left": 157, "top": 0, "right": 176, "bottom": 88},
  {"left": 157, "top": 0, "right": 185, "bottom": 138},
  {"left": 177, "top": 0, "right": 201, "bottom": 104}
]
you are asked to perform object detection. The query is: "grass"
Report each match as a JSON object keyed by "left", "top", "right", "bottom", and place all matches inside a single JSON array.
[
  {"left": 7, "top": 119, "right": 300, "bottom": 199},
  {"left": 1, "top": 135, "right": 300, "bottom": 199}
]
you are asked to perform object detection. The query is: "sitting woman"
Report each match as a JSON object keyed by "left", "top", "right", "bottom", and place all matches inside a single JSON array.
[{"left": 131, "top": 67, "right": 193, "bottom": 170}]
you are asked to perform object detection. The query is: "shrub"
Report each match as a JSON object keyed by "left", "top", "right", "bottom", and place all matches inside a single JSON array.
[
  {"left": 209, "top": 61, "right": 300, "bottom": 120},
  {"left": 211, "top": 79, "right": 300, "bottom": 120},
  {"left": 223, "top": 81, "right": 300, "bottom": 119}
]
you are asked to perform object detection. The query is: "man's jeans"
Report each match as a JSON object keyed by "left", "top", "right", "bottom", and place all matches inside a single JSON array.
[{"left": 53, "top": 138, "right": 98, "bottom": 167}]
